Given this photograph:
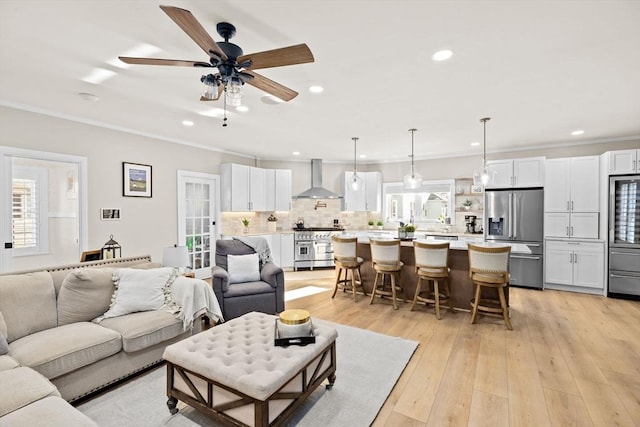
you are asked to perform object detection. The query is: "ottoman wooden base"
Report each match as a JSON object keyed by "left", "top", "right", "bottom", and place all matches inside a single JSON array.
[
  {"left": 163, "top": 312, "right": 338, "bottom": 427},
  {"left": 166, "top": 341, "right": 335, "bottom": 427}
]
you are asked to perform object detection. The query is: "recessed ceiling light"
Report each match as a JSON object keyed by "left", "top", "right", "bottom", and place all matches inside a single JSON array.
[
  {"left": 292, "top": 151, "right": 300, "bottom": 156},
  {"left": 360, "top": 154, "right": 367, "bottom": 159},
  {"left": 236, "top": 106, "right": 249, "bottom": 112},
  {"left": 182, "top": 120, "right": 194, "bottom": 126},
  {"left": 309, "top": 85, "right": 324, "bottom": 93},
  {"left": 470, "top": 141, "right": 480, "bottom": 147},
  {"left": 81, "top": 68, "right": 116, "bottom": 85},
  {"left": 571, "top": 130, "right": 584, "bottom": 136},
  {"left": 432, "top": 49, "right": 453, "bottom": 61},
  {"left": 78, "top": 92, "right": 99, "bottom": 102}
]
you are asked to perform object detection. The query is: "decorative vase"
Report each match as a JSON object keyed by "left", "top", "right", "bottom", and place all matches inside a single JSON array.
[
  {"left": 268, "top": 222, "right": 277, "bottom": 232},
  {"left": 243, "top": 226, "right": 249, "bottom": 234},
  {"left": 378, "top": 226, "right": 383, "bottom": 230}
]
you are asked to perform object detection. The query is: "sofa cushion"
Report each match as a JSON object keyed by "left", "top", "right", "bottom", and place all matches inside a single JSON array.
[
  {"left": 0, "top": 366, "right": 60, "bottom": 417},
  {"left": 0, "top": 311, "right": 7, "bottom": 355},
  {"left": 97, "top": 268, "right": 176, "bottom": 321},
  {"left": 0, "top": 355, "right": 19, "bottom": 371},
  {"left": 1, "top": 396, "right": 99, "bottom": 426},
  {"left": 57, "top": 268, "right": 115, "bottom": 325},
  {"left": 224, "top": 281, "right": 276, "bottom": 298},
  {"left": 99, "top": 310, "right": 185, "bottom": 353},
  {"left": 0, "top": 272, "right": 57, "bottom": 343},
  {"left": 8, "top": 322, "right": 122, "bottom": 379},
  {"left": 227, "top": 253, "right": 260, "bottom": 284}
]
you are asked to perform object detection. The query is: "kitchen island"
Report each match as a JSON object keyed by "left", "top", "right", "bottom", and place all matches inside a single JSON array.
[{"left": 355, "top": 238, "right": 531, "bottom": 311}]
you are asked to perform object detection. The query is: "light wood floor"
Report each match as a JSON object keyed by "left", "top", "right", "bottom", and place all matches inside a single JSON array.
[{"left": 284, "top": 269, "right": 640, "bottom": 427}]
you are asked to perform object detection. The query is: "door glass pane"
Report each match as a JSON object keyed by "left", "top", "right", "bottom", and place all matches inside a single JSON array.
[{"left": 180, "top": 177, "right": 214, "bottom": 279}]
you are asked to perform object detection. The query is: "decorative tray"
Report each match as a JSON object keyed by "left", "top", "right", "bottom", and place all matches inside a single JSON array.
[{"left": 274, "top": 319, "right": 316, "bottom": 347}]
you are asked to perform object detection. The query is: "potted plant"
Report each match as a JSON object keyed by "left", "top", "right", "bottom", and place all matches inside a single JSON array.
[
  {"left": 404, "top": 224, "right": 416, "bottom": 239},
  {"left": 376, "top": 220, "right": 384, "bottom": 230},
  {"left": 241, "top": 218, "right": 250, "bottom": 233},
  {"left": 463, "top": 199, "right": 473, "bottom": 211},
  {"left": 368, "top": 220, "right": 375, "bottom": 229}
]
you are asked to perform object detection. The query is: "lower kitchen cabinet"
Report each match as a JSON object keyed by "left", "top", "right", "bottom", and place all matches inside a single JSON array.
[
  {"left": 545, "top": 239, "right": 604, "bottom": 292},
  {"left": 267, "top": 233, "right": 294, "bottom": 269}
]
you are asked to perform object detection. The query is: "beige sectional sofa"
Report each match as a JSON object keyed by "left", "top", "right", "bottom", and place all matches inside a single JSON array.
[{"left": 0, "top": 255, "right": 210, "bottom": 424}]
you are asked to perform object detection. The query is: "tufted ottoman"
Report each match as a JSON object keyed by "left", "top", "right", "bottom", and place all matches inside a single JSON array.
[{"left": 162, "top": 311, "right": 338, "bottom": 427}]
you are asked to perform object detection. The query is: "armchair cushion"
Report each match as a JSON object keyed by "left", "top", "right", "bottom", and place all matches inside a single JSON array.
[
  {"left": 227, "top": 253, "right": 260, "bottom": 284},
  {"left": 225, "top": 281, "right": 275, "bottom": 298}
]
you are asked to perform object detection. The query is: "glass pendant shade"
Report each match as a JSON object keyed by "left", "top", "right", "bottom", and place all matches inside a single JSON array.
[
  {"left": 350, "top": 137, "right": 363, "bottom": 191},
  {"left": 404, "top": 128, "right": 422, "bottom": 189},
  {"left": 226, "top": 79, "right": 242, "bottom": 107},
  {"left": 473, "top": 117, "right": 491, "bottom": 187},
  {"left": 350, "top": 172, "right": 364, "bottom": 191}
]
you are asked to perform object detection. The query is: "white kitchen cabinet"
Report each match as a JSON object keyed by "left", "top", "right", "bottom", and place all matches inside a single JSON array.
[
  {"left": 545, "top": 240, "right": 604, "bottom": 290},
  {"left": 544, "top": 212, "right": 599, "bottom": 239},
  {"left": 608, "top": 149, "right": 640, "bottom": 175},
  {"left": 266, "top": 233, "right": 294, "bottom": 269},
  {"left": 343, "top": 171, "right": 382, "bottom": 211},
  {"left": 485, "top": 157, "right": 544, "bottom": 188},
  {"left": 544, "top": 156, "right": 600, "bottom": 239},
  {"left": 221, "top": 163, "right": 281, "bottom": 212},
  {"left": 265, "top": 169, "right": 292, "bottom": 212}
]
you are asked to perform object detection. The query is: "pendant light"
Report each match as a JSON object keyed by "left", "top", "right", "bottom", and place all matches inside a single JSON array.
[
  {"left": 473, "top": 117, "right": 491, "bottom": 186},
  {"left": 349, "top": 137, "right": 364, "bottom": 191},
  {"left": 403, "top": 128, "right": 422, "bottom": 189}
]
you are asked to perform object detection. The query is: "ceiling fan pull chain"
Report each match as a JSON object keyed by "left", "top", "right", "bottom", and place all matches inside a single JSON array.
[{"left": 223, "top": 86, "right": 228, "bottom": 127}]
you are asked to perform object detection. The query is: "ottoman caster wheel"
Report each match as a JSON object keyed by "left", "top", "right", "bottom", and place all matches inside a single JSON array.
[
  {"left": 326, "top": 373, "right": 336, "bottom": 389},
  {"left": 167, "top": 397, "right": 179, "bottom": 415}
]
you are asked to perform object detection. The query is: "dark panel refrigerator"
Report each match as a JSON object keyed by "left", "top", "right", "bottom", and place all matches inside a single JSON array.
[
  {"left": 608, "top": 175, "right": 640, "bottom": 297},
  {"left": 484, "top": 188, "right": 544, "bottom": 289}
]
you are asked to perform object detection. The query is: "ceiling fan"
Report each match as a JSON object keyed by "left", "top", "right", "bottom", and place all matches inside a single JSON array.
[{"left": 119, "top": 5, "right": 314, "bottom": 106}]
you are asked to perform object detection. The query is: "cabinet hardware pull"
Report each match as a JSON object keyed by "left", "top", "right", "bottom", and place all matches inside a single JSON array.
[
  {"left": 574, "top": 253, "right": 577, "bottom": 263},
  {"left": 571, "top": 200, "right": 574, "bottom": 210},
  {"left": 610, "top": 251, "right": 638, "bottom": 255},
  {"left": 566, "top": 227, "right": 569, "bottom": 236},
  {"left": 569, "top": 253, "right": 573, "bottom": 263},
  {"left": 611, "top": 273, "right": 638, "bottom": 278},
  {"left": 570, "top": 226, "right": 574, "bottom": 236},
  {"left": 567, "top": 201, "right": 570, "bottom": 211}
]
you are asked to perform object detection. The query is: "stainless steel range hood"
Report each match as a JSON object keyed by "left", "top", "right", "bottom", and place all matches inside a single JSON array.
[{"left": 294, "top": 159, "right": 342, "bottom": 199}]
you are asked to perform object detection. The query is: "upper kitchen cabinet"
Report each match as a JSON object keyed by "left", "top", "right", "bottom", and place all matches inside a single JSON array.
[
  {"left": 343, "top": 171, "right": 382, "bottom": 212},
  {"left": 544, "top": 156, "right": 599, "bottom": 239},
  {"left": 485, "top": 157, "right": 545, "bottom": 188},
  {"left": 220, "top": 163, "right": 267, "bottom": 212},
  {"left": 265, "top": 169, "right": 292, "bottom": 211},
  {"left": 608, "top": 149, "right": 640, "bottom": 175}
]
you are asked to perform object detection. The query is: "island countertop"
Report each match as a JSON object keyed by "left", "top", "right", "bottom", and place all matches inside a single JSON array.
[
  {"left": 354, "top": 237, "right": 532, "bottom": 254},
  {"left": 355, "top": 238, "right": 519, "bottom": 311}
]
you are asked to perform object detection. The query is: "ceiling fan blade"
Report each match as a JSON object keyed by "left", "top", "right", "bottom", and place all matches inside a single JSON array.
[
  {"left": 119, "top": 57, "right": 211, "bottom": 67},
  {"left": 243, "top": 70, "right": 298, "bottom": 102},
  {"left": 159, "top": 5, "right": 227, "bottom": 60},
  {"left": 238, "top": 44, "right": 314, "bottom": 70}
]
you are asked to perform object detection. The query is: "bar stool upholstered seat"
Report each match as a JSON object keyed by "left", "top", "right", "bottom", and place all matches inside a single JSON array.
[
  {"left": 468, "top": 244, "right": 513, "bottom": 330},
  {"left": 331, "top": 235, "right": 366, "bottom": 301},
  {"left": 369, "top": 239, "right": 405, "bottom": 310},
  {"left": 411, "top": 241, "right": 452, "bottom": 319}
]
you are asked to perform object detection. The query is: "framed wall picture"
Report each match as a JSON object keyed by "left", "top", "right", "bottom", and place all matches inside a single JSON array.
[
  {"left": 100, "top": 208, "right": 121, "bottom": 220},
  {"left": 123, "top": 162, "right": 152, "bottom": 197},
  {"left": 80, "top": 249, "right": 102, "bottom": 262}
]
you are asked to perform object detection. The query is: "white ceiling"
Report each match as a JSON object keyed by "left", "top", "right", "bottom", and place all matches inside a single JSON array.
[{"left": 1, "top": 0, "right": 639, "bottom": 163}]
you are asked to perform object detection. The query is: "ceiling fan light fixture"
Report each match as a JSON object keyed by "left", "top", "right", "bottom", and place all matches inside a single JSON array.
[
  {"left": 226, "top": 78, "right": 243, "bottom": 107},
  {"left": 403, "top": 129, "right": 423, "bottom": 189}
]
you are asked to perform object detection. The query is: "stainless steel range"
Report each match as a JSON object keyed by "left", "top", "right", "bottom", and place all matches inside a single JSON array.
[{"left": 294, "top": 228, "right": 343, "bottom": 271}]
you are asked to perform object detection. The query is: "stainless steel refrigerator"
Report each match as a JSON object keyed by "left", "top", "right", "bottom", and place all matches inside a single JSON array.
[
  {"left": 608, "top": 175, "right": 640, "bottom": 297},
  {"left": 484, "top": 188, "right": 544, "bottom": 289}
]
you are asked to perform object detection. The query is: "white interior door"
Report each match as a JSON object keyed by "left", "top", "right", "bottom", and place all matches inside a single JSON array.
[
  {"left": 0, "top": 146, "right": 87, "bottom": 273},
  {"left": 177, "top": 170, "right": 220, "bottom": 279}
]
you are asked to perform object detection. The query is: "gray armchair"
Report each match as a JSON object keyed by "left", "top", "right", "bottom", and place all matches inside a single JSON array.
[{"left": 211, "top": 239, "right": 285, "bottom": 320}]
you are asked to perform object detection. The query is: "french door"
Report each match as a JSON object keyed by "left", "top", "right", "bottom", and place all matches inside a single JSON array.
[{"left": 176, "top": 171, "right": 220, "bottom": 279}]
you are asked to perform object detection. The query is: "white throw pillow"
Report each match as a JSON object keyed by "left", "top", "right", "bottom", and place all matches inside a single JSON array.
[
  {"left": 96, "top": 267, "right": 176, "bottom": 321},
  {"left": 227, "top": 253, "right": 260, "bottom": 284}
]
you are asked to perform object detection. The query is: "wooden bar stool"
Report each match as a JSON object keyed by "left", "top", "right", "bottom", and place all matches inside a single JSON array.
[
  {"left": 467, "top": 244, "right": 513, "bottom": 330},
  {"left": 331, "top": 235, "right": 367, "bottom": 301},
  {"left": 411, "top": 241, "right": 452, "bottom": 319},
  {"left": 369, "top": 239, "right": 405, "bottom": 310}
]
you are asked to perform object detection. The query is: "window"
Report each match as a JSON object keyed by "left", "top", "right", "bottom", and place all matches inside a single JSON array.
[
  {"left": 12, "top": 166, "right": 48, "bottom": 255},
  {"left": 383, "top": 180, "right": 455, "bottom": 226}
]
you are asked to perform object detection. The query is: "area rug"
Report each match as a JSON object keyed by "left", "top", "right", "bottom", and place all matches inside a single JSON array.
[{"left": 77, "top": 321, "right": 418, "bottom": 427}]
